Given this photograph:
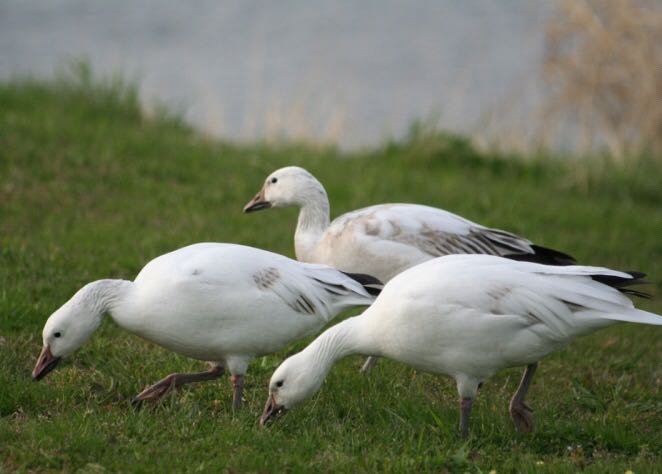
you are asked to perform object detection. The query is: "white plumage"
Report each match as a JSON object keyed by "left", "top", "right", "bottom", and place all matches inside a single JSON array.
[
  {"left": 244, "top": 165, "right": 575, "bottom": 371},
  {"left": 261, "top": 255, "right": 660, "bottom": 435},
  {"left": 244, "top": 166, "right": 575, "bottom": 282},
  {"left": 32, "top": 243, "right": 378, "bottom": 409}
]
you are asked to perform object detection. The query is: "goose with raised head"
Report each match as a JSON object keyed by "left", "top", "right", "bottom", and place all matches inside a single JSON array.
[
  {"left": 32, "top": 243, "right": 381, "bottom": 410},
  {"left": 244, "top": 166, "right": 576, "bottom": 372},
  {"left": 260, "top": 255, "right": 659, "bottom": 436}
]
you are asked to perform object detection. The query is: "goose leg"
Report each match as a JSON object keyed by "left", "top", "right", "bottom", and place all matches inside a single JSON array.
[
  {"left": 456, "top": 376, "right": 480, "bottom": 438},
  {"left": 132, "top": 365, "right": 225, "bottom": 405},
  {"left": 459, "top": 397, "right": 473, "bottom": 438},
  {"left": 231, "top": 374, "right": 245, "bottom": 410},
  {"left": 360, "top": 356, "right": 379, "bottom": 373},
  {"left": 509, "top": 363, "right": 537, "bottom": 433}
]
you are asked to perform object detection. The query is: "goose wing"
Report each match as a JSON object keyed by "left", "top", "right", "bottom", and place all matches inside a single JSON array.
[
  {"left": 394, "top": 255, "right": 657, "bottom": 338},
  {"left": 254, "top": 261, "right": 377, "bottom": 322},
  {"left": 139, "top": 243, "right": 377, "bottom": 324},
  {"left": 332, "top": 204, "right": 573, "bottom": 264}
]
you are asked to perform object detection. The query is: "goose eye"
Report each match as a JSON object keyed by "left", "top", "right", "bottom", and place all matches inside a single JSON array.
[
  {"left": 276, "top": 380, "right": 284, "bottom": 388},
  {"left": 271, "top": 177, "right": 278, "bottom": 184},
  {"left": 54, "top": 332, "right": 62, "bottom": 338}
]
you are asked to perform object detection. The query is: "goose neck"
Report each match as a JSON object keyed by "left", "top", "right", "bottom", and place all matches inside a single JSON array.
[
  {"left": 89, "top": 279, "right": 134, "bottom": 327},
  {"left": 296, "top": 194, "right": 331, "bottom": 233},
  {"left": 305, "top": 315, "right": 375, "bottom": 375},
  {"left": 294, "top": 193, "right": 330, "bottom": 261}
]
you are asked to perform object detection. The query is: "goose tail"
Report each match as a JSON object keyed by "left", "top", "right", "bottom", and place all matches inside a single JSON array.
[{"left": 597, "top": 308, "right": 662, "bottom": 325}]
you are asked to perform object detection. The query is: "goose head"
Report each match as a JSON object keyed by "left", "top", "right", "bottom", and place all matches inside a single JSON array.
[
  {"left": 260, "top": 350, "right": 326, "bottom": 426},
  {"left": 243, "top": 166, "right": 326, "bottom": 213},
  {"left": 32, "top": 282, "right": 111, "bottom": 381}
]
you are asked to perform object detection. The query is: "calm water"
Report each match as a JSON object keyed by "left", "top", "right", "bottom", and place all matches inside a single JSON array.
[{"left": 0, "top": 0, "right": 552, "bottom": 147}]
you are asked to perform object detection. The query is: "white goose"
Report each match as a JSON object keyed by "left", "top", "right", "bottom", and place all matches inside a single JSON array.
[
  {"left": 244, "top": 166, "right": 576, "bottom": 371},
  {"left": 260, "top": 255, "right": 660, "bottom": 436},
  {"left": 32, "top": 243, "right": 380, "bottom": 409}
]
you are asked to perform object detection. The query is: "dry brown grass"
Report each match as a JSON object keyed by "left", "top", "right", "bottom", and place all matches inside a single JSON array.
[{"left": 541, "top": 0, "right": 662, "bottom": 159}]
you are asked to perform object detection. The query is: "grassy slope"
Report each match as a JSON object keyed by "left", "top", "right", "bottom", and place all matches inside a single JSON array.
[{"left": 0, "top": 78, "right": 660, "bottom": 473}]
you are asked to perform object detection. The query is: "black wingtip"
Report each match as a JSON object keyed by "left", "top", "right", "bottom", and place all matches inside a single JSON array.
[
  {"left": 342, "top": 272, "right": 384, "bottom": 296},
  {"left": 591, "top": 271, "right": 652, "bottom": 299},
  {"left": 505, "top": 244, "right": 577, "bottom": 266}
]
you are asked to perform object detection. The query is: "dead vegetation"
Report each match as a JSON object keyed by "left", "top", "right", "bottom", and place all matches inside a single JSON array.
[{"left": 541, "top": 0, "right": 662, "bottom": 159}]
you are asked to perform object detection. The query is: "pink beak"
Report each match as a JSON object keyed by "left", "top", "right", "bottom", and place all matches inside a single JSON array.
[
  {"left": 32, "top": 345, "right": 61, "bottom": 381},
  {"left": 243, "top": 188, "right": 271, "bottom": 213}
]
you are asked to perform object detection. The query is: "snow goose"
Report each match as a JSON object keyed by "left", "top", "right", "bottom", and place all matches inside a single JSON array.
[
  {"left": 31, "top": 243, "right": 380, "bottom": 410},
  {"left": 260, "top": 255, "right": 659, "bottom": 436},
  {"left": 244, "top": 166, "right": 576, "bottom": 371}
]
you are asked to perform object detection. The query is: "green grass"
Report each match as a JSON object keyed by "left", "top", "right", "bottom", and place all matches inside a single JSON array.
[{"left": 1, "top": 74, "right": 661, "bottom": 473}]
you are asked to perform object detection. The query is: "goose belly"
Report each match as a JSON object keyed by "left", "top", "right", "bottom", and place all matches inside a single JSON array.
[
  {"left": 372, "top": 302, "right": 568, "bottom": 380},
  {"left": 123, "top": 287, "right": 325, "bottom": 361},
  {"left": 313, "top": 233, "right": 429, "bottom": 283}
]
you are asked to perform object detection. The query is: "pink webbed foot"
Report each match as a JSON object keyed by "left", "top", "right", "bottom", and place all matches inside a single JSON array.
[
  {"left": 132, "top": 375, "right": 177, "bottom": 406},
  {"left": 509, "top": 399, "right": 534, "bottom": 433}
]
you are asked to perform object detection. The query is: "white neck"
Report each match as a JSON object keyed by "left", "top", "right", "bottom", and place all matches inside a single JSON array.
[
  {"left": 294, "top": 186, "right": 331, "bottom": 262},
  {"left": 301, "top": 315, "right": 377, "bottom": 379},
  {"left": 80, "top": 279, "right": 133, "bottom": 326},
  {"left": 56, "top": 279, "right": 133, "bottom": 348}
]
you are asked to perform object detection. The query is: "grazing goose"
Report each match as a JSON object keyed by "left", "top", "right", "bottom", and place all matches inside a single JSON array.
[
  {"left": 244, "top": 166, "right": 576, "bottom": 372},
  {"left": 260, "top": 255, "right": 659, "bottom": 436},
  {"left": 31, "top": 243, "right": 380, "bottom": 410}
]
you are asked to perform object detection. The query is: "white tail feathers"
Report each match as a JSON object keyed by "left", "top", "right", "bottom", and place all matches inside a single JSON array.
[{"left": 597, "top": 308, "right": 662, "bottom": 326}]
